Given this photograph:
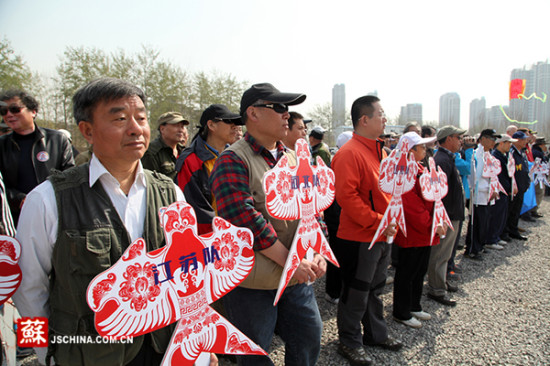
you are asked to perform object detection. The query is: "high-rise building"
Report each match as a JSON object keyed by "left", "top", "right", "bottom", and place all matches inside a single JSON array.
[
  {"left": 399, "top": 103, "right": 422, "bottom": 124},
  {"left": 332, "top": 84, "right": 346, "bottom": 130},
  {"left": 469, "top": 97, "right": 486, "bottom": 131},
  {"left": 439, "top": 92, "right": 460, "bottom": 127},
  {"left": 508, "top": 60, "right": 550, "bottom": 137}
]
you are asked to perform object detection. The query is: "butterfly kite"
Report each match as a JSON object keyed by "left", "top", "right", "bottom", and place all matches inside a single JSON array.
[
  {"left": 419, "top": 157, "right": 454, "bottom": 244},
  {"left": 0, "top": 236, "right": 21, "bottom": 306},
  {"left": 371, "top": 139, "right": 418, "bottom": 247},
  {"left": 262, "top": 138, "right": 338, "bottom": 305},
  {"left": 86, "top": 201, "right": 266, "bottom": 366}
]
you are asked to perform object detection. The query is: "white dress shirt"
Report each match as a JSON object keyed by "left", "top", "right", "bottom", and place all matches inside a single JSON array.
[{"left": 12, "top": 155, "right": 184, "bottom": 363}]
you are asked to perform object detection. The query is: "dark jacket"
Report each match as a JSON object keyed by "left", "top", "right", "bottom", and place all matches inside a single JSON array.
[
  {"left": 532, "top": 145, "right": 548, "bottom": 163},
  {"left": 0, "top": 125, "right": 74, "bottom": 222},
  {"left": 511, "top": 145, "right": 530, "bottom": 193},
  {"left": 434, "top": 147, "right": 465, "bottom": 221},
  {"left": 141, "top": 136, "right": 184, "bottom": 181},
  {"left": 492, "top": 149, "right": 512, "bottom": 194},
  {"left": 175, "top": 136, "right": 218, "bottom": 235}
]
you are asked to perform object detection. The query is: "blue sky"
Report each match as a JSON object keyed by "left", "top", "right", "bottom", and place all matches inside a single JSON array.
[{"left": 2, "top": 0, "right": 549, "bottom": 128}]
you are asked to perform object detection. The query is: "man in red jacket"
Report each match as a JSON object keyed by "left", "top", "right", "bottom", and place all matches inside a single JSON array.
[{"left": 332, "top": 95, "right": 401, "bottom": 366}]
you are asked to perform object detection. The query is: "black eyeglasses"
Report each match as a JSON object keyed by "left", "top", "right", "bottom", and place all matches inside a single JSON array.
[
  {"left": 252, "top": 103, "right": 288, "bottom": 114},
  {"left": 0, "top": 105, "right": 25, "bottom": 116}
]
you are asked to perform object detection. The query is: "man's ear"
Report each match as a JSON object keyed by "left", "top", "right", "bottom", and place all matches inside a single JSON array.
[{"left": 78, "top": 121, "right": 94, "bottom": 145}]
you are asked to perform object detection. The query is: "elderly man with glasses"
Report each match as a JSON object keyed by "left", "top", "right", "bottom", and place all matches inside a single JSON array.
[{"left": 0, "top": 90, "right": 74, "bottom": 224}]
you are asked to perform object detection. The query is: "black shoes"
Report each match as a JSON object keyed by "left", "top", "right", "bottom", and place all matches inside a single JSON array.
[
  {"left": 364, "top": 336, "right": 404, "bottom": 351},
  {"left": 531, "top": 212, "right": 543, "bottom": 218},
  {"left": 338, "top": 343, "right": 373, "bottom": 365},
  {"left": 521, "top": 215, "right": 536, "bottom": 222},
  {"left": 509, "top": 233, "right": 528, "bottom": 241},
  {"left": 465, "top": 252, "right": 483, "bottom": 261},
  {"left": 428, "top": 293, "right": 457, "bottom": 307},
  {"left": 446, "top": 282, "right": 459, "bottom": 293}
]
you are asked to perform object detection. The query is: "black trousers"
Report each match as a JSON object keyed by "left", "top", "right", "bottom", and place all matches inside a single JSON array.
[
  {"left": 465, "top": 204, "right": 490, "bottom": 255},
  {"left": 505, "top": 191, "right": 525, "bottom": 236},
  {"left": 393, "top": 246, "right": 431, "bottom": 320}
]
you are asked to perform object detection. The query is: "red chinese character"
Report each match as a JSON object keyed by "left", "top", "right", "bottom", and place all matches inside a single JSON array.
[{"left": 17, "top": 317, "right": 48, "bottom": 347}]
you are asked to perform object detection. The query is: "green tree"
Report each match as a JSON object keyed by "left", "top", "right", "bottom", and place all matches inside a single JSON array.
[
  {"left": 0, "top": 38, "right": 32, "bottom": 91},
  {"left": 55, "top": 46, "right": 109, "bottom": 127}
]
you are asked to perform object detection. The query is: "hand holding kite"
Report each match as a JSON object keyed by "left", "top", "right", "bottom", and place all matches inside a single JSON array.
[
  {"left": 482, "top": 152, "right": 506, "bottom": 204},
  {"left": 262, "top": 138, "right": 338, "bottom": 305},
  {"left": 86, "top": 202, "right": 266, "bottom": 366},
  {"left": 371, "top": 139, "right": 418, "bottom": 247},
  {"left": 419, "top": 157, "right": 454, "bottom": 244}
]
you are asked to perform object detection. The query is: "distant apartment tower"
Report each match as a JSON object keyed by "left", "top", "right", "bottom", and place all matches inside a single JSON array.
[
  {"left": 439, "top": 92, "right": 460, "bottom": 127},
  {"left": 508, "top": 61, "right": 550, "bottom": 137},
  {"left": 332, "top": 84, "right": 346, "bottom": 130},
  {"left": 399, "top": 103, "right": 423, "bottom": 124},
  {"left": 469, "top": 97, "right": 486, "bottom": 131}
]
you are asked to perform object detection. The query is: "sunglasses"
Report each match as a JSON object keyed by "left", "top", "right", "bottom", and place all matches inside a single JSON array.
[
  {"left": 0, "top": 105, "right": 25, "bottom": 116},
  {"left": 252, "top": 103, "right": 288, "bottom": 114},
  {"left": 212, "top": 118, "right": 237, "bottom": 125}
]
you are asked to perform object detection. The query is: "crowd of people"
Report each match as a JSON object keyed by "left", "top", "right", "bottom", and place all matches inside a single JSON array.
[{"left": 0, "top": 79, "right": 548, "bottom": 366}]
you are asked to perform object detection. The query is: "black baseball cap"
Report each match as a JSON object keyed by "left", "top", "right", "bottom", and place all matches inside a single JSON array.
[
  {"left": 479, "top": 129, "right": 501, "bottom": 139},
  {"left": 199, "top": 104, "right": 243, "bottom": 128},
  {"left": 240, "top": 83, "right": 306, "bottom": 115}
]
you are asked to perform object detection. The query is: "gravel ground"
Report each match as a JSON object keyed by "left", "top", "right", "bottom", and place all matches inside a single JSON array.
[{"left": 15, "top": 198, "right": 550, "bottom": 366}]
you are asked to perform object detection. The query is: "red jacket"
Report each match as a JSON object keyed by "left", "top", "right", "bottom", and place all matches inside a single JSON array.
[
  {"left": 394, "top": 163, "right": 440, "bottom": 248},
  {"left": 332, "top": 133, "right": 391, "bottom": 242}
]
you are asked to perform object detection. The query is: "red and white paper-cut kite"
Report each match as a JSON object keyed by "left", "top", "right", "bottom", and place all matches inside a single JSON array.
[
  {"left": 86, "top": 202, "right": 266, "bottom": 366},
  {"left": 419, "top": 157, "right": 454, "bottom": 244},
  {"left": 262, "top": 138, "right": 339, "bottom": 305},
  {"left": 0, "top": 236, "right": 22, "bottom": 306},
  {"left": 482, "top": 152, "right": 507, "bottom": 204},
  {"left": 530, "top": 157, "right": 550, "bottom": 188},
  {"left": 507, "top": 153, "right": 518, "bottom": 200},
  {"left": 371, "top": 139, "right": 417, "bottom": 247}
]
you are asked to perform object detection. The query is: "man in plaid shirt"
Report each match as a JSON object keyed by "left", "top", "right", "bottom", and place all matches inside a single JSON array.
[{"left": 210, "top": 83, "right": 326, "bottom": 366}]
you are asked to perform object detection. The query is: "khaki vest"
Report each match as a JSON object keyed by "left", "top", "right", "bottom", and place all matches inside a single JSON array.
[
  {"left": 227, "top": 139, "right": 299, "bottom": 290},
  {"left": 47, "top": 164, "right": 177, "bottom": 366}
]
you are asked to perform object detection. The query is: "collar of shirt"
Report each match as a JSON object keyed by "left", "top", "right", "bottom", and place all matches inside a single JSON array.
[
  {"left": 89, "top": 154, "right": 147, "bottom": 242},
  {"left": 438, "top": 146, "right": 455, "bottom": 159},
  {"left": 244, "top": 132, "right": 286, "bottom": 161}
]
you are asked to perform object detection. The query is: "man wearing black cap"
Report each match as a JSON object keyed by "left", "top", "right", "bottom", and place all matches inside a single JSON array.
[
  {"left": 175, "top": 104, "right": 242, "bottom": 235},
  {"left": 505, "top": 131, "right": 531, "bottom": 240},
  {"left": 210, "top": 83, "right": 325, "bottom": 365},
  {"left": 141, "top": 111, "right": 189, "bottom": 180},
  {"left": 466, "top": 129, "right": 502, "bottom": 257},
  {"left": 309, "top": 126, "right": 331, "bottom": 166}
]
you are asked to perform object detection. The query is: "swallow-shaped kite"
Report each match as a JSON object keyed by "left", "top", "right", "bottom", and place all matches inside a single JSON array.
[
  {"left": 0, "top": 236, "right": 21, "bottom": 306},
  {"left": 86, "top": 202, "right": 266, "bottom": 366},
  {"left": 507, "top": 153, "right": 518, "bottom": 200},
  {"left": 371, "top": 139, "right": 418, "bottom": 247},
  {"left": 530, "top": 157, "right": 550, "bottom": 189},
  {"left": 482, "top": 152, "right": 506, "bottom": 204},
  {"left": 262, "top": 138, "right": 338, "bottom": 305},
  {"left": 419, "top": 157, "right": 454, "bottom": 244}
]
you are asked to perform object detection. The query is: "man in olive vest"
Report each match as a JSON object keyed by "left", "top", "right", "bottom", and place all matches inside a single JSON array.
[
  {"left": 210, "top": 83, "right": 326, "bottom": 366},
  {"left": 12, "top": 78, "right": 189, "bottom": 366}
]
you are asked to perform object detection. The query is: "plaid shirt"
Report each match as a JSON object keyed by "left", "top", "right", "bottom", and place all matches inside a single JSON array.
[{"left": 209, "top": 133, "right": 286, "bottom": 251}]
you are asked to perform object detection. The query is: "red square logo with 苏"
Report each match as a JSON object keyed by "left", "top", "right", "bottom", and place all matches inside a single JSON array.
[{"left": 17, "top": 317, "right": 48, "bottom": 348}]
